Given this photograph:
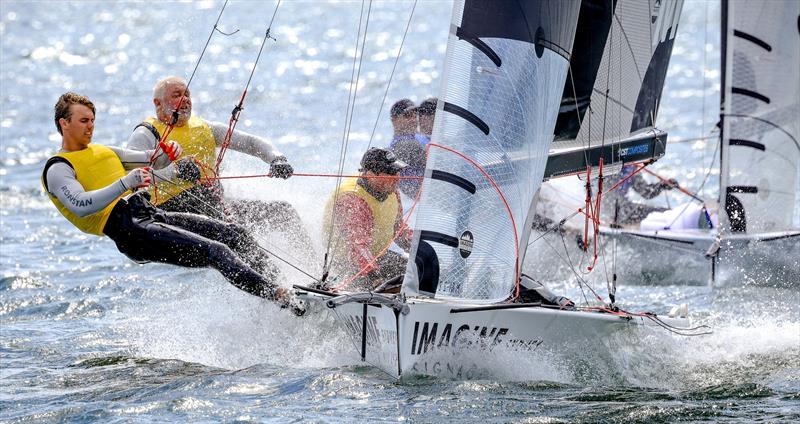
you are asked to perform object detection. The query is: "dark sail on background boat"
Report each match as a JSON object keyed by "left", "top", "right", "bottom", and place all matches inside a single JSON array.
[{"left": 546, "top": 0, "right": 684, "bottom": 179}]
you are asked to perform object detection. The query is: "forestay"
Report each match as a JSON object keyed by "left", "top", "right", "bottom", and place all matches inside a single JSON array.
[
  {"left": 401, "top": 0, "right": 581, "bottom": 302},
  {"left": 719, "top": 0, "right": 800, "bottom": 234}
]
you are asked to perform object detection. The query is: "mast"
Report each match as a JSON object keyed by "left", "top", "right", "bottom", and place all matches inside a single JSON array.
[{"left": 718, "top": 0, "right": 732, "bottom": 234}]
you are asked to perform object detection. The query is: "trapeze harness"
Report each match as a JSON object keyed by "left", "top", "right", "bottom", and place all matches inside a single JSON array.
[
  {"left": 42, "top": 144, "right": 280, "bottom": 300},
  {"left": 135, "top": 116, "right": 224, "bottom": 212}
]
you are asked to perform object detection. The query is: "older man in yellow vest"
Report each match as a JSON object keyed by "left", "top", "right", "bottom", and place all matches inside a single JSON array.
[
  {"left": 126, "top": 76, "right": 312, "bottom": 256},
  {"left": 43, "top": 92, "right": 304, "bottom": 315},
  {"left": 323, "top": 148, "right": 413, "bottom": 290}
]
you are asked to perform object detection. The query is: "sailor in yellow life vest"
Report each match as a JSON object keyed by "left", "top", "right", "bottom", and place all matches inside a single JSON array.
[
  {"left": 43, "top": 92, "right": 305, "bottom": 315},
  {"left": 126, "top": 76, "right": 313, "bottom": 257},
  {"left": 322, "top": 148, "right": 414, "bottom": 291}
]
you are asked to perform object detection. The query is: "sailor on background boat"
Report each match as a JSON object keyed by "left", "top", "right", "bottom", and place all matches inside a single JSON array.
[
  {"left": 44, "top": 92, "right": 305, "bottom": 315},
  {"left": 126, "top": 76, "right": 313, "bottom": 252},
  {"left": 603, "top": 164, "right": 678, "bottom": 226},
  {"left": 388, "top": 99, "right": 426, "bottom": 199},
  {"left": 322, "top": 148, "right": 412, "bottom": 290}
]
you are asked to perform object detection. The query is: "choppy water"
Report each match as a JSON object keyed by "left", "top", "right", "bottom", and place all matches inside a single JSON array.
[{"left": 1, "top": 1, "right": 798, "bottom": 422}]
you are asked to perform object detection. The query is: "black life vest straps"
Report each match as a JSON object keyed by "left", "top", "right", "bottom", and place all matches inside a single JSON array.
[{"left": 134, "top": 122, "right": 161, "bottom": 145}]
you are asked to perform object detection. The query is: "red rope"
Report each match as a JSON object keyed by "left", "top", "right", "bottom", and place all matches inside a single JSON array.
[
  {"left": 582, "top": 164, "right": 592, "bottom": 252},
  {"left": 148, "top": 97, "right": 190, "bottom": 204},
  {"left": 204, "top": 172, "right": 424, "bottom": 181},
  {"left": 426, "top": 143, "right": 521, "bottom": 299},
  {"left": 586, "top": 158, "right": 604, "bottom": 271},
  {"left": 214, "top": 90, "right": 247, "bottom": 176},
  {"left": 602, "top": 162, "right": 648, "bottom": 195},
  {"left": 331, "top": 182, "right": 424, "bottom": 291},
  {"left": 641, "top": 167, "right": 703, "bottom": 202}
]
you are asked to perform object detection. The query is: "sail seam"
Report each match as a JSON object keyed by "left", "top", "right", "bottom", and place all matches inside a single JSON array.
[
  {"left": 722, "top": 113, "right": 800, "bottom": 151},
  {"left": 430, "top": 170, "right": 476, "bottom": 194},
  {"left": 726, "top": 186, "right": 758, "bottom": 194},
  {"left": 419, "top": 230, "right": 459, "bottom": 248}
]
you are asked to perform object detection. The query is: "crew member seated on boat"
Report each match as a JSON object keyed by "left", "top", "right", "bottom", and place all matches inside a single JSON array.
[
  {"left": 388, "top": 99, "right": 426, "bottom": 199},
  {"left": 515, "top": 275, "right": 575, "bottom": 310},
  {"left": 126, "top": 76, "right": 313, "bottom": 256},
  {"left": 322, "top": 148, "right": 412, "bottom": 291},
  {"left": 44, "top": 92, "right": 305, "bottom": 315},
  {"left": 603, "top": 164, "right": 678, "bottom": 226}
]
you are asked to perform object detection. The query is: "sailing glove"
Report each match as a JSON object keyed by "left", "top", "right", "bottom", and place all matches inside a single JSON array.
[
  {"left": 120, "top": 167, "right": 152, "bottom": 190},
  {"left": 659, "top": 178, "right": 679, "bottom": 190},
  {"left": 162, "top": 140, "right": 183, "bottom": 161},
  {"left": 176, "top": 158, "right": 201, "bottom": 183},
  {"left": 270, "top": 156, "right": 293, "bottom": 179}
]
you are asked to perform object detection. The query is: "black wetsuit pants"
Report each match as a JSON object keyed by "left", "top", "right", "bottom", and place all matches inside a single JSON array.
[
  {"left": 103, "top": 193, "right": 280, "bottom": 299},
  {"left": 158, "top": 184, "right": 315, "bottom": 255}
]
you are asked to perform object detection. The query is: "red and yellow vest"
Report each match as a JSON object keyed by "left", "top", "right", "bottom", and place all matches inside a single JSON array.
[
  {"left": 42, "top": 144, "right": 129, "bottom": 236},
  {"left": 144, "top": 116, "right": 215, "bottom": 204},
  {"left": 323, "top": 177, "right": 399, "bottom": 258}
]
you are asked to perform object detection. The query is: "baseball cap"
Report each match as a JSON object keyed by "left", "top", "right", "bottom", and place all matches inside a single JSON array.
[{"left": 360, "top": 147, "right": 408, "bottom": 175}]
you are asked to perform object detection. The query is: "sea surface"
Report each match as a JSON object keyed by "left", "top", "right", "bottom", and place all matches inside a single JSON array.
[{"left": 1, "top": 1, "right": 798, "bottom": 422}]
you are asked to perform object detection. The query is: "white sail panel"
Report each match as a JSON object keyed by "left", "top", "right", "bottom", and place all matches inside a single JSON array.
[
  {"left": 720, "top": 0, "right": 800, "bottom": 234},
  {"left": 402, "top": 0, "right": 581, "bottom": 302}
]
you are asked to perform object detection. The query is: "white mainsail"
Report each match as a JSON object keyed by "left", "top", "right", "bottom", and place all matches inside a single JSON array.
[
  {"left": 719, "top": 0, "right": 800, "bottom": 234},
  {"left": 401, "top": 0, "right": 582, "bottom": 301}
]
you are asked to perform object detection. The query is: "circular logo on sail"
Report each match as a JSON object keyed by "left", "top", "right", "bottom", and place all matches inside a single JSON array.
[{"left": 458, "top": 231, "right": 473, "bottom": 258}]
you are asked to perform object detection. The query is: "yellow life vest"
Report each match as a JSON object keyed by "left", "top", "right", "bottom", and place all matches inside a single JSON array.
[
  {"left": 42, "top": 144, "right": 129, "bottom": 236},
  {"left": 323, "top": 177, "right": 399, "bottom": 259},
  {"left": 143, "top": 116, "right": 215, "bottom": 204}
]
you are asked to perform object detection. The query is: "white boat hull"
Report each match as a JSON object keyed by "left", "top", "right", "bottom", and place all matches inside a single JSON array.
[
  {"left": 599, "top": 228, "right": 800, "bottom": 286},
  {"left": 299, "top": 291, "right": 691, "bottom": 379}
]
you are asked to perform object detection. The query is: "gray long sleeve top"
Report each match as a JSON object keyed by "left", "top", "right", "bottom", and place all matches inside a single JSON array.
[
  {"left": 126, "top": 118, "right": 283, "bottom": 182},
  {"left": 45, "top": 146, "right": 169, "bottom": 217}
]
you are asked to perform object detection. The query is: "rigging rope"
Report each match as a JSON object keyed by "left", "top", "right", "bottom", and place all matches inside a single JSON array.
[
  {"left": 149, "top": 0, "right": 233, "bottom": 166},
  {"left": 214, "top": 0, "right": 283, "bottom": 177},
  {"left": 322, "top": 0, "right": 373, "bottom": 283},
  {"left": 366, "top": 0, "right": 418, "bottom": 150},
  {"left": 147, "top": 0, "right": 235, "bottom": 206}
]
